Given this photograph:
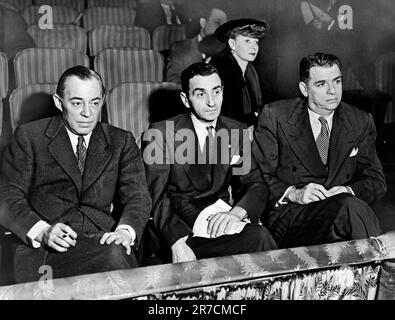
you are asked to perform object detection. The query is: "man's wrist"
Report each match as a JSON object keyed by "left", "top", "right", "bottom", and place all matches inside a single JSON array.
[
  {"left": 231, "top": 206, "right": 247, "bottom": 220},
  {"left": 285, "top": 186, "right": 297, "bottom": 202}
]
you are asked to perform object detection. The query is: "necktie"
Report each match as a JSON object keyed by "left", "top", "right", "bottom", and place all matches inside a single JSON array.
[
  {"left": 77, "top": 135, "right": 87, "bottom": 175},
  {"left": 170, "top": 5, "right": 178, "bottom": 24},
  {"left": 316, "top": 116, "right": 329, "bottom": 165},
  {"left": 203, "top": 126, "right": 215, "bottom": 182}
]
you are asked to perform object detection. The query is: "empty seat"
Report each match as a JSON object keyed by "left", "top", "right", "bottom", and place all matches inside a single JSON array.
[
  {"left": 0, "top": 52, "right": 8, "bottom": 99},
  {"left": 22, "top": 5, "right": 80, "bottom": 25},
  {"left": 34, "top": 0, "right": 85, "bottom": 12},
  {"left": 82, "top": 7, "right": 136, "bottom": 32},
  {"left": 94, "top": 49, "right": 164, "bottom": 91},
  {"left": 90, "top": 25, "right": 150, "bottom": 57},
  {"left": 9, "top": 83, "right": 59, "bottom": 131},
  {"left": 14, "top": 48, "right": 89, "bottom": 87},
  {"left": 106, "top": 81, "right": 180, "bottom": 145},
  {"left": 87, "top": 0, "right": 137, "bottom": 9},
  {"left": 28, "top": 25, "right": 87, "bottom": 54},
  {"left": 1, "top": 0, "right": 32, "bottom": 12},
  {"left": 152, "top": 24, "right": 186, "bottom": 53}
]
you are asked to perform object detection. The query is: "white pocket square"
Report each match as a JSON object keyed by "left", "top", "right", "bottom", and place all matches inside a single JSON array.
[
  {"left": 349, "top": 148, "right": 359, "bottom": 157},
  {"left": 230, "top": 155, "right": 241, "bottom": 165}
]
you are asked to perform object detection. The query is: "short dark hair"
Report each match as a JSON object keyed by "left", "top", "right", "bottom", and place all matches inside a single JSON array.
[
  {"left": 56, "top": 65, "right": 106, "bottom": 98},
  {"left": 299, "top": 52, "right": 342, "bottom": 82},
  {"left": 180, "top": 62, "right": 220, "bottom": 93}
]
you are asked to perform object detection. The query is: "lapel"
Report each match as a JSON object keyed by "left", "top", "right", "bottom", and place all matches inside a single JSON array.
[
  {"left": 82, "top": 123, "right": 113, "bottom": 192},
  {"left": 46, "top": 115, "right": 82, "bottom": 195},
  {"left": 325, "top": 103, "right": 355, "bottom": 184},
  {"left": 210, "top": 116, "right": 230, "bottom": 190},
  {"left": 176, "top": 114, "right": 211, "bottom": 191},
  {"left": 281, "top": 99, "right": 328, "bottom": 177}
]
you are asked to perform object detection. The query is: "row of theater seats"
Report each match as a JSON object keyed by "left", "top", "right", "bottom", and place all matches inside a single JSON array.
[
  {"left": 2, "top": 0, "right": 136, "bottom": 12},
  {"left": 0, "top": 48, "right": 394, "bottom": 148},
  {"left": 27, "top": 24, "right": 187, "bottom": 57}
]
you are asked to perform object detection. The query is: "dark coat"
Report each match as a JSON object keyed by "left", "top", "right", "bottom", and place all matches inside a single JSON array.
[
  {"left": 143, "top": 113, "right": 268, "bottom": 247},
  {"left": 0, "top": 115, "right": 151, "bottom": 247},
  {"left": 211, "top": 50, "right": 263, "bottom": 126},
  {"left": 252, "top": 98, "right": 387, "bottom": 208}
]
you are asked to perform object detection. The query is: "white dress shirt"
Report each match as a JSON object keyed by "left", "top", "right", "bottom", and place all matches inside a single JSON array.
[
  {"left": 190, "top": 113, "right": 217, "bottom": 153},
  {"left": 27, "top": 127, "right": 136, "bottom": 248}
]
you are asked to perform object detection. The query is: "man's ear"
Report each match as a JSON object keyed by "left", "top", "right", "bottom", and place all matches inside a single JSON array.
[
  {"left": 299, "top": 81, "right": 309, "bottom": 98},
  {"left": 53, "top": 94, "right": 63, "bottom": 112},
  {"left": 180, "top": 92, "right": 190, "bottom": 109},
  {"left": 228, "top": 38, "right": 235, "bottom": 51}
]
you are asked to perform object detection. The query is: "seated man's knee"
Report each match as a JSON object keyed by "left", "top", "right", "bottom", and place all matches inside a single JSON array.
[
  {"left": 244, "top": 224, "right": 277, "bottom": 250},
  {"left": 104, "top": 244, "right": 137, "bottom": 269}
]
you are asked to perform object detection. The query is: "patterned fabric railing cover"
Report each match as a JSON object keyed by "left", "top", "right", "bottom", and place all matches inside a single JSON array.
[
  {"left": 14, "top": 48, "right": 89, "bottom": 87},
  {"left": 0, "top": 237, "right": 391, "bottom": 300},
  {"left": 89, "top": 25, "right": 151, "bottom": 57},
  {"left": 376, "top": 52, "right": 394, "bottom": 122},
  {"left": 87, "top": 0, "right": 137, "bottom": 9},
  {"left": 152, "top": 24, "right": 186, "bottom": 53},
  {"left": 9, "top": 83, "right": 57, "bottom": 131},
  {"left": 0, "top": 51, "right": 8, "bottom": 99},
  {"left": 82, "top": 7, "right": 136, "bottom": 32},
  {"left": 34, "top": 0, "right": 85, "bottom": 12},
  {"left": 94, "top": 49, "right": 164, "bottom": 91},
  {"left": 22, "top": 5, "right": 80, "bottom": 25},
  {"left": 0, "top": 99, "right": 3, "bottom": 139},
  {"left": 28, "top": 25, "right": 87, "bottom": 54},
  {"left": 106, "top": 81, "right": 179, "bottom": 145}
]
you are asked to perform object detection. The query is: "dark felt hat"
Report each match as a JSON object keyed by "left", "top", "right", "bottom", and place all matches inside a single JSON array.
[{"left": 215, "top": 18, "right": 269, "bottom": 42}]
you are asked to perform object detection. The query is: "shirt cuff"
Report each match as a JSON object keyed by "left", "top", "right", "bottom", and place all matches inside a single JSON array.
[
  {"left": 116, "top": 224, "right": 136, "bottom": 246},
  {"left": 275, "top": 186, "right": 296, "bottom": 208},
  {"left": 345, "top": 186, "right": 355, "bottom": 196},
  {"left": 27, "top": 221, "right": 51, "bottom": 248}
]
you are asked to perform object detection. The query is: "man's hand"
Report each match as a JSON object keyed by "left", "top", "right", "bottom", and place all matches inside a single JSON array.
[
  {"left": 100, "top": 229, "right": 132, "bottom": 255},
  {"left": 207, "top": 207, "right": 246, "bottom": 238},
  {"left": 171, "top": 237, "right": 196, "bottom": 263},
  {"left": 287, "top": 183, "right": 330, "bottom": 205},
  {"left": 40, "top": 223, "right": 77, "bottom": 253},
  {"left": 327, "top": 186, "right": 351, "bottom": 197}
]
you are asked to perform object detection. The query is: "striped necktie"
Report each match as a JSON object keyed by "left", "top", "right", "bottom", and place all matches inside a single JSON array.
[
  {"left": 77, "top": 135, "right": 87, "bottom": 175},
  {"left": 316, "top": 116, "right": 329, "bottom": 165}
]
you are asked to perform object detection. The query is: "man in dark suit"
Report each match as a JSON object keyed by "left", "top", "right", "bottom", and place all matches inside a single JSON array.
[
  {"left": 0, "top": 66, "right": 151, "bottom": 283},
  {"left": 165, "top": 6, "right": 227, "bottom": 84},
  {"left": 252, "top": 52, "right": 386, "bottom": 248},
  {"left": 143, "top": 62, "right": 277, "bottom": 263}
]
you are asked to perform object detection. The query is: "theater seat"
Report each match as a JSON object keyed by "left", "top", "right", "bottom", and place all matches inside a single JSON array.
[
  {"left": 9, "top": 83, "right": 59, "bottom": 131},
  {"left": 14, "top": 48, "right": 89, "bottom": 87},
  {"left": 89, "top": 25, "right": 151, "bottom": 57},
  {"left": 28, "top": 25, "right": 87, "bottom": 54},
  {"left": 87, "top": 0, "right": 137, "bottom": 9},
  {"left": 94, "top": 48, "right": 164, "bottom": 91},
  {"left": 82, "top": 7, "right": 136, "bottom": 32},
  {"left": 152, "top": 24, "right": 186, "bottom": 58},
  {"left": 106, "top": 81, "right": 180, "bottom": 147},
  {"left": 22, "top": 5, "right": 80, "bottom": 26},
  {"left": 34, "top": 0, "right": 85, "bottom": 12}
]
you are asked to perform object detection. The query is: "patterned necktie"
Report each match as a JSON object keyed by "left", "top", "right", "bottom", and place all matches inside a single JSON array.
[
  {"left": 204, "top": 126, "right": 215, "bottom": 164},
  {"left": 77, "top": 135, "right": 87, "bottom": 175},
  {"left": 316, "top": 116, "right": 329, "bottom": 165},
  {"left": 170, "top": 5, "right": 178, "bottom": 24}
]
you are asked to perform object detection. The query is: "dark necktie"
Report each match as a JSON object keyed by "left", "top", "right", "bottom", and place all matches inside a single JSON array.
[
  {"left": 77, "top": 135, "right": 87, "bottom": 175},
  {"left": 203, "top": 126, "right": 215, "bottom": 182},
  {"left": 316, "top": 116, "right": 329, "bottom": 165},
  {"left": 170, "top": 5, "right": 178, "bottom": 24}
]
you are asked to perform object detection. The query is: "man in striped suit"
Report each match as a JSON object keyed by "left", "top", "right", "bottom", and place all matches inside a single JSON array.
[{"left": 252, "top": 52, "right": 386, "bottom": 248}]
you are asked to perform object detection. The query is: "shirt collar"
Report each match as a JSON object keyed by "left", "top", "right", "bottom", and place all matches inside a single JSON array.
[
  {"left": 190, "top": 113, "right": 217, "bottom": 133},
  {"left": 307, "top": 107, "right": 335, "bottom": 131},
  {"left": 65, "top": 126, "right": 92, "bottom": 154}
]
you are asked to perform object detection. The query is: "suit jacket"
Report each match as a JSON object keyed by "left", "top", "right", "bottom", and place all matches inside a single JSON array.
[
  {"left": 252, "top": 98, "right": 387, "bottom": 208},
  {"left": 211, "top": 50, "right": 263, "bottom": 125},
  {"left": 165, "top": 35, "right": 226, "bottom": 84},
  {"left": 134, "top": 0, "right": 188, "bottom": 34},
  {"left": 0, "top": 115, "right": 151, "bottom": 248},
  {"left": 143, "top": 113, "right": 268, "bottom": 247}
]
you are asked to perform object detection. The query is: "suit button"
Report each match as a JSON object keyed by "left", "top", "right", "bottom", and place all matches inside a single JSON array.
[
  {"left": 292, "top": 167, "right": 297, "bottom": 172},
  {"left": 346, "top": 174, "right": 350, "bottom": 179}
]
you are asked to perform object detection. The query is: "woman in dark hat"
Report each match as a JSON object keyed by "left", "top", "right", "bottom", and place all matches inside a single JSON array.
[{"left": 211, "top": 18, "right": 268, "bottom": 127}]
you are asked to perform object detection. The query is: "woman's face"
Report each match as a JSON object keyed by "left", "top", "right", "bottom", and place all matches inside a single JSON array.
[{"left": 228, "top": 34, "right": 260, "bottom": 62}]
